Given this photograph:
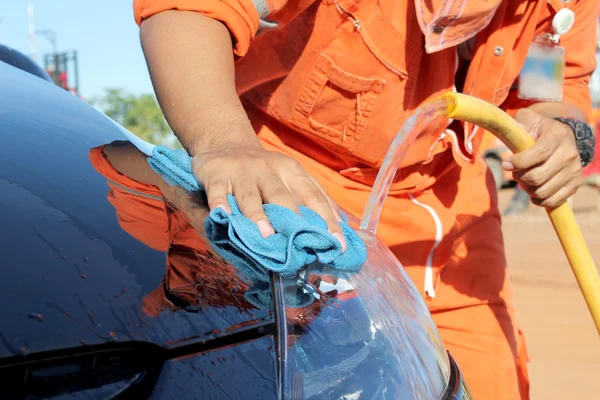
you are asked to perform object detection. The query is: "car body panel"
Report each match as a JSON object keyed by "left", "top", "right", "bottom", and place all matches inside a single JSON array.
[
  {"left": 148, "top": 336, "right": 277, "bottom": 400},
  {"left": 0, "top": 44, "right": 52, "bottom": 82},
  {"left": 0, "top": 59, "right": 471, "bottom": 399},
  {"left": 0, "top": 62, "right": 271, "bottom": 360}
]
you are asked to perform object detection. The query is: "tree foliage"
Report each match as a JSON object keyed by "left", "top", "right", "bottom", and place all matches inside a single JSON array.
[{"left": 92, "top": 88, "right": 179, "bottom": 146}]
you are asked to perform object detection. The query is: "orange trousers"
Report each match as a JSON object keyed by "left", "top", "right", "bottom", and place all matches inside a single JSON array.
[{"left": 259, "top": 132, "right": 530, "bottom": 400}]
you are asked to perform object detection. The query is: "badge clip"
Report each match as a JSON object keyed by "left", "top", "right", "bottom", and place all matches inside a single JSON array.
[{"left": 518, "top": 8, "right": 574, "bottom": 102}]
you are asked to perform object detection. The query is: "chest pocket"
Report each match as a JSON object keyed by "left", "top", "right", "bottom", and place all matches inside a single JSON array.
[
  {"left": 290, "top": 55, "right": 385, "bottom": 152},
  {"left": 288, "top": 0, "right": 424, "bottom": 166}
]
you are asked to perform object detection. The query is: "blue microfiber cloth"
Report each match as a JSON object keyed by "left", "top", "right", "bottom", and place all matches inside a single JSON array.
[{"left": 148, "top": 145, "right": 367, "bottom": 281}]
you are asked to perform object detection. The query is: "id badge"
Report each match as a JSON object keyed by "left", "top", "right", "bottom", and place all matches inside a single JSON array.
[{"left": 518, "top": 38, "right": 565, "bottom": 102}]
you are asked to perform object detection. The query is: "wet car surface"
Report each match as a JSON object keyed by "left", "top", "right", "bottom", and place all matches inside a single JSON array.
[
  {"left": 0, "top": 59, "right": 471, "bottom": 399},
  {"left": 0, "top": 44, "right": 52, "bottom": 83}
]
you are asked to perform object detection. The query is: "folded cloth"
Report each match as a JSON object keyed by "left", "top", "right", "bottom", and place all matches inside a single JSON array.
[{"left": 148, "top": 146, "right": 367, "bottom": 279}]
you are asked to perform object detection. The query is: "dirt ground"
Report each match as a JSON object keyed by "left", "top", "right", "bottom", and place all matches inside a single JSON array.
[{"left": 499, "top": 185, "right": 600, "bottom": 399}]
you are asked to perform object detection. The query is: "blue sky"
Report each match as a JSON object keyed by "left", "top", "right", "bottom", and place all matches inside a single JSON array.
[{"left": 1, "top": 0, "right": 153, "bottom": 98}]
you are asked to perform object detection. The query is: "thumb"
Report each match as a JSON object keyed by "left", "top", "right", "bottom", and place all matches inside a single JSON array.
[{"left": 513, "top": 108, "right": 544, "bottom": 140}]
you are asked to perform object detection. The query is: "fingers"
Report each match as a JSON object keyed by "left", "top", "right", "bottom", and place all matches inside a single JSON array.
[
  {"left": 193, "top": 151, "right": 346, "bottom": 250},
  {"left": 198, "top": 164, "right": 275, "bottom": 237},
  {"left": 513, "top": 108, "right": 544, "bottom": 140},
  {"left": 511, "top": 157, "right": 557, "bottom": 189},
  {"left": 232, "top": 172, "right": 275, "bottom": 238},
  {"left": 194, "top": 158, "right": 232, "bottom": 213},
  {"left": 506, "top": 112, "right": 583, "bottom": 208},
  {"left": 293, "top": 175, "right": 346, "bottom": 251},
  {"left": 195, "top": 158, "right": 274, "bottom": 238},
  {"left": 503, "top": 132, "right": 558, "bottom": 172},
  {"left": 518, "top": 158, "right": 583, "bottom": 207},
  {"left": 254, "top": 172, "right": 346, "bottom": 250},
  {"left": 272, "top": 158, "right": 346, "bottom": 250},
  {"left": 505, "top": 115, "right": 575, "bottom": 172},
  {"left": 257, "top": 173, "right": 301, "bottom": 214},
  {"left": 308, "top": 175, "right": 343, "bottom": 223},
  {"left": 527, "top": 175, "right": 581, "bottom": 208}
]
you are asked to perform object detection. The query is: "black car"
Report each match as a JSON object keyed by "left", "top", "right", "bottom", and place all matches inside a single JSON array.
[
  {"left": 0, "top": 44, "right": 52, "bottom": 83},
  {"left": 0, "top": 52, "right": 472, "bottom": 399}
]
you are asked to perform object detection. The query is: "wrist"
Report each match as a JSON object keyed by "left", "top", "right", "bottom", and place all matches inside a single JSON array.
[
  {"left": 188, "top": 128, "right": 263, "bottom": 156},
  {"left": 553, "top": 117, "right": 595, "bottom": 167},
  {"left": 178, "top": 104, "right": 262, "bottom": 156},
  {"left": 526, "top": 102, "right": 587, "bottom": 121}
]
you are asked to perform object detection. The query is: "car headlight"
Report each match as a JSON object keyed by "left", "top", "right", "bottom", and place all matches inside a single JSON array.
[{"left": 275, "top": 234, "right": 453, "bottom": 399}]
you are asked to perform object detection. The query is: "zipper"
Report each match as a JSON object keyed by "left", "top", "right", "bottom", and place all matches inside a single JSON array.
[{"left": 333, "top": 0, "right": 407, "bottom": 77}]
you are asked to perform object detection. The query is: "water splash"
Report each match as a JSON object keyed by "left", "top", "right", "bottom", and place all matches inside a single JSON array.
[{"left": 360, "top": 99, "right": 449, "bottom": 233}]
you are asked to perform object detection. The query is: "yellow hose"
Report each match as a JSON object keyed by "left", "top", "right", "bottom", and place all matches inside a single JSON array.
[{"left": 441, "top": 92, "right": 600, "bottom": 336}]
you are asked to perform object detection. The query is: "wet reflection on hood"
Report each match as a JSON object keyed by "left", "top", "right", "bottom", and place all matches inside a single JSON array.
[
  {"left": 90, "top": 141, "right": 332, "bottom": 326},
  {"left": 91, "top": 140, "right": 450, "bottom": 400}
]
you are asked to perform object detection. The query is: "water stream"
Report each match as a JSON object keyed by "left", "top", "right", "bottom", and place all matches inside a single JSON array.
[{"left": 360, "top": 99, "right": 449, "bottom": 234}]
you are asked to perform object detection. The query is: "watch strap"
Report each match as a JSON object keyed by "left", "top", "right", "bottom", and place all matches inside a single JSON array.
[{"left": 554, "top": 117, "right": 595, "bottom": 167}]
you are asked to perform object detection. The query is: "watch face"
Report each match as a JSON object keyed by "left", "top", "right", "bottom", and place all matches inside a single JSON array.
[{"left": 555, "top": 118, "right": 595, "bottom": 167}]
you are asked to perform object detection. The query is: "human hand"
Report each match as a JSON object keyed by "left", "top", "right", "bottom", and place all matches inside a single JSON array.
[
  {"left": 191, "top": 142, "right": 345, "bottom": 249},
  {"left": 502, "top": 108, "right": 583, "bottom": 208}
]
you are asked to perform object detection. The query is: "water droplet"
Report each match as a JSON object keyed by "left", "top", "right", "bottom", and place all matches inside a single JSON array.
[{"left": 28, "top": 313, "right": 44, "bottom": 322}]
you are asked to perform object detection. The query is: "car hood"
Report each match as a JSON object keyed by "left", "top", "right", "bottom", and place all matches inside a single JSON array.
[
  {"left": 0, "top": 44, "right": 52, "bottom": 83},
  {"left": 0, "top": 62, "right": 451, "bottom": 399},
  {"left": 0, "top": 63, "right": 271, "bottom": 359}
]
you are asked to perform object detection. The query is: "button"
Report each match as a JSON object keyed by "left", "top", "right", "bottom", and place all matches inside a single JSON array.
[
  {"left": 552, "top": 8, "right": 575, "bottom": 36},
  {"left": 493, "top": 46, "right": 504, "bottom": 56},
  {"left": 432, "top": 25, "right": 445, "bottom": 34}
]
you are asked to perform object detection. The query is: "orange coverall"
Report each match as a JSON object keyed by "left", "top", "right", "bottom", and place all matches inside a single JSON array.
[{"left": 133, "top": 0, "right": 600, "bottom": 398}]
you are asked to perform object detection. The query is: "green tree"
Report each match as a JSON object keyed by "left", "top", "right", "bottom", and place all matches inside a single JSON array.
[{"left": 92, "top": 88, "right": 180, "bottom": 146}]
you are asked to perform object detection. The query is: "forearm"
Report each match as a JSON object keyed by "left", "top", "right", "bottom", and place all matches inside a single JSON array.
[
  {"left": 527, "top": 102, "right": 587, "bottom": 121},
  {"left": 139, "top": 11, "right": 259, "bottom": 155}
]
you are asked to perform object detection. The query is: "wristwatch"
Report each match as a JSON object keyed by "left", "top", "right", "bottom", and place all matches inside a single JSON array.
[{"left": 554, "top": 117, "right": 595, "bottom": 167}]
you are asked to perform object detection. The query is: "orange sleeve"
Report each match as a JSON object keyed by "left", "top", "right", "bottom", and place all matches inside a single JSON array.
[
  {"left": 502, "top": 1, "right": 599, "bottom": 122},
  {"left": 134, "top": 0, "right": 263, "bottom": 57},
  {"left": 559, "top": 0, "right": 600, "bottom": 121},
  {"left": 89, "top": 146, "right": 171, "bottom": 252}
]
